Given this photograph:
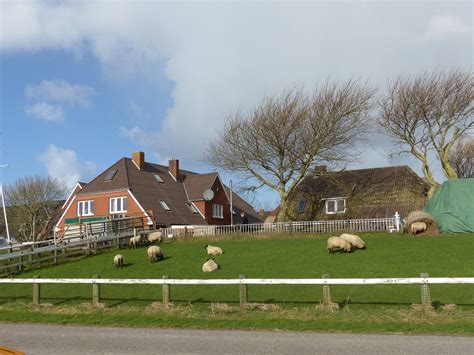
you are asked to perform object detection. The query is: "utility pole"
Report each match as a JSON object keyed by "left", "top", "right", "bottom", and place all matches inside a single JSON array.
[
  {"left": 0, "top": 164, "right": 10, "bottom": 242},
  {"left": 230, "top": 180, "right": 233, "bottom": 226}
]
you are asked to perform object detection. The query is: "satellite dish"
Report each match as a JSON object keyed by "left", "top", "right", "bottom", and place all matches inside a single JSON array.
[{"left": 203, "top": 189, "right": 215, "bottom": 201}]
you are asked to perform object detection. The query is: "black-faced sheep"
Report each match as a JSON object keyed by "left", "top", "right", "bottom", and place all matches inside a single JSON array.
[
  {"left": 339, "top": 233, "right": 366, "bottom": 249},
  {"left": 327, "top": 236, "right": 352, "bottom": 253},
  {"left": 205, "top": 245, "right": 223, "bottom": 255},
  {"left": 147, "top": 245, "right": 164, "bottom": 263},
  {"left": 411, "top": 221, "right": 427, "bottom": 235},
  {"left": 147, "top": 231, "right": 163, "bottom": 245},
  {"left": 114, "top": 254, "right": 124, "bottom": 269},
  {"left": 202, "top": 258, "right": 219, "bottom": 272}
]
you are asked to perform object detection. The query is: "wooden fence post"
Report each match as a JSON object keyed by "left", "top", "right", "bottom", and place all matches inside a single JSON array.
[
  {"left": 54, "top": 248, "right": 58, "bottom": 264},
  {"left": 162, "top": 275, "right": 170, "bottom": 307},
  {"left": 92, "top": 275, "right": 101, "bottom": 306},
  {"left": 33, "top": 275, "right": 41, "bottom": 306},
  {"left": 420, "top": 273, "right": 432, "bottom": 312},
  {"left": 322, "top": 274, "right": 332, "bottom": 306},
  {"left": 239, "top": 274, "right": 248, "bottom": 308},
  {"left": 18, "top": 253, "right": 23, "bottom": 272}
]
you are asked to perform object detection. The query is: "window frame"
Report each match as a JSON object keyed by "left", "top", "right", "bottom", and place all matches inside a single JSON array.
[
  {"left": 77, "top": 200, "right": 94, "bottom": 217},
  {"left": 109, "top": 196, "right": 128, "bottom": 214},
  {"left": 324, "top": 197, "right": 346, "bottom": 215},
  {"left": 297, "top": 198, "right": 307, "bottom": 213},
  {"left": 153, "top": 174, "right": 164, "bottom": 183},
  {"left": 160, "top": 200, "right": 171, "bottom": 211},
  {"left": 212, "top": 203, "right": 224, "bottom": 219}
]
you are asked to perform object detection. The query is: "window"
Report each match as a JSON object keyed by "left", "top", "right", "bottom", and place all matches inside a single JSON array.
[
  {"left": 110, "top": 197, "right": 128, "bottom": 213},
  {"left": 160, "top": 200, "right": 171, "bottom": 211},
  {"left": 212, "top": 203, "right": 223, "bottom": 219},
  {"left": 187, "top": 202, "right": 199, "bottom": 214},
  {"left": 78, "top": 200, "right": 94, "bottom": 216},
  {"left": 297, "top": 198, "right": 307, "bottom": 213},
  {"left": 104, "top": 170, "right": 117, "bottom": 181},
  {"left": 325, "top": 198, "right": 346, "bottom": 214},
  {"left": 153, "top": 174, "right": 164, "bottom": 183}
]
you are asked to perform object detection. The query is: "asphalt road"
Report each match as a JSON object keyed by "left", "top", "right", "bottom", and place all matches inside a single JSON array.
[{"left": 1, "top": 323, "right": 473, "bottom": 354}]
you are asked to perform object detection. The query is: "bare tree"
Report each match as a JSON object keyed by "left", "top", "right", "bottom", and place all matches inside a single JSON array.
[
  {"left": 379, "top": 70, "right": 473, "bottom": 196},
  {"left": 206, "top": 80, "right": 375, "bottom": 221},
  {"left": 5, "top": 176, "right": 67, "bottom": 242},
  {"left": 449, "top": 138, "right": 474, "bottom": 178}
]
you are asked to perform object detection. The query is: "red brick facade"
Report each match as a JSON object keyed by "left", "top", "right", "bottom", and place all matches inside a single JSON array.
[{"left": 193, "top": 178, "right": 231, "bottom": 225}]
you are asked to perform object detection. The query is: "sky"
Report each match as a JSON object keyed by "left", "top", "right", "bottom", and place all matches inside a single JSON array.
[{"left": 0, "top": 0, "right": 472, "bottom": 209}]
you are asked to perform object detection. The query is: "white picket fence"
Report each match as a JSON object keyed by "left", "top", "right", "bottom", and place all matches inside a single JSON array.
[{"left": 163, "top": 213, "right": 401, "bottom": 238}]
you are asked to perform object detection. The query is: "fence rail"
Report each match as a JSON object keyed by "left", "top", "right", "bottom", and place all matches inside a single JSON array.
[{"left": 2, "top": 275, "right": 472, "bottom": 310}]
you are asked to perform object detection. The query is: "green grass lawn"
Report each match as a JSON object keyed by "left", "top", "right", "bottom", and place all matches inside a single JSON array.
[{"left": 1, "top": 232, "right": 473, "bottom": 334}]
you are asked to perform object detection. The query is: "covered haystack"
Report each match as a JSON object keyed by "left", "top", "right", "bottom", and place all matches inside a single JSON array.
[{"left": 404, "top": 210, "right": 439, "bottom": 236}]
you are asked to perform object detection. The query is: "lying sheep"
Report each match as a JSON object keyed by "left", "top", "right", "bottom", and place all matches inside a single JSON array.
[
  {"left": 327, "top": 236, "right": 352, "bottom": 254},
  {"left": 128, "top": 235, "right": 141, "bottom": 249},
  {"left": 411, "top": 221, "right": 427, "bottom": 235},
  {"left": 339, "top": 233, "right": 366, "bottom": 249},
  {"left": 205, "top": 245, "right": 223, "bottom": 256},
  {"left": 114, "top": 254, "right": 124, "bottom": 269},
  {"left": 147, "top": 245, "right": 164, "bottom": 263},
  {"left": 202, "top": 258, "right": 219, "bottom": 272},
  {"left": 147, "top": 231, "right": 163, "bottom": 245}
]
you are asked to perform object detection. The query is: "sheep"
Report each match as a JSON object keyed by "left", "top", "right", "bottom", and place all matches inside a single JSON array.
[
  {"left": 128, "top": 235, "right": 141, "bottom": 249},
  {"left": 113, "top": 254, "right": 124, "bottom": 269},
  {"left": 339, "top": 233, "right": 366, "bottom": 249},
  {"left": 411, "top": 221, "right": 427, "bottom": 235},
  {"left": 202, "top": 258, "right": 219, "bottom": 272},
  {"left": 327, "top": 236, "right": 352, "bottom": 254},
  {"left": 147, "top": 245, "right": 164, "bottom": 263},
  {"left": 205, "top": 244, "right": 223, "bottom": 256},
  {"left": 147, "top": 231, "right": 163, "bottom": 245}
]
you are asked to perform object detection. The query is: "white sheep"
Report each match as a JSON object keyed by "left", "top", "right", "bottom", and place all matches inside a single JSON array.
[
  {"left": 327, "top": 236, "right": 352, "bottom": 253},
  {"left": 128, "top": 235, "right": 141, "bottom": 248},
  {"left": 339, "top": 233, "right": 366, "bottom": 249},
  {"left": 202, "top": 258, "right": 219, "bottom": 272},
  {"left": 147, "top": 231, "right": 163, "bottom": 245},
  {"left": 411, "top": 221, "right": 427, "bottom": 235},
  {"left": 205, "top": 244, "right": 223, "bottom": 256},
  {"left": 147, "top": 245, "right": 164, "bottom": 263},
  {"left": 113, "top": 254, "right": 124, "bottom": 269}
]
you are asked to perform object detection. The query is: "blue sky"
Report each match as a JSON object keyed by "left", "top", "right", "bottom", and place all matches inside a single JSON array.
[{"left": 0, "top": 1, "right": 472, "bottom": 209}]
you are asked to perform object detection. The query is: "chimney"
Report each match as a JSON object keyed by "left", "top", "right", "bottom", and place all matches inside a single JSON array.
[
  {"left": 259, "top": 208, "right": 265, "bottom": 217},
  {"left": 132, "top": 151, "right": 145, "bottom": 170},
  {"left": 169, "top": 158, "right": 179, "bottom": 180},
  {"left": 314, "top": 165, "right": 327, "bottom": 175}
]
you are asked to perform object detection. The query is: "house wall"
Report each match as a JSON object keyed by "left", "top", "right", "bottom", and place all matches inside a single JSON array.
[
  {"left": 193, "top": 178, "right": 231, "bottom": 225},
  {"left": 57, "top": 190, "right": 146, "bottom": 230}
]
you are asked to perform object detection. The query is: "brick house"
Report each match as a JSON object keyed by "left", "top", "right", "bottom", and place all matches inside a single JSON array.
[
  {"left": 56, "top": 152, "right": 261, "bottom": 235},
  {"left": 285, "top": 165, "right": 430, "bottom": 221}
]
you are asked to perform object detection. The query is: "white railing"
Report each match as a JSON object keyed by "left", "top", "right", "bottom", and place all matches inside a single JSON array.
[
  {"left": 163, "top": 213, "right": 401, "bottom": 238},
  {"left": 2, "top": 276, "right": 472, "bottom": 308}
]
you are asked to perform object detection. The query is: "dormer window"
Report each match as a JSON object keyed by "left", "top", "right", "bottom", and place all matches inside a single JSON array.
[{"left": 324, "top": 198, "right": 346, "bottom": 214}]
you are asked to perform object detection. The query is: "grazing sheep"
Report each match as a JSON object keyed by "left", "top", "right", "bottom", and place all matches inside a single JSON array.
[
  {"left": 128, "top": 235, "right": 141, "bottom": 249},
  {"left": 147, "top": 245, "right": 164, "bottom": 263},
  {"left": 327, "top": 236, "right": 352, "bottom": 254},
  {"left": 411, "top": 221, "right": 427, "bottom": 235},
  {"left": 202, "top": 258, "right": 219, "bottom": 272},
  {"left": 339, "top": 233, "right": 366, "bottom": 249},
  {"left": 147, "top": 231, "right": 163, "bottom": 245},
  {"left": 205, "top": 245, "right": 223, "bottom": 255},
  {"left": 113, "top": 254, "right": 124, "bottom": 269}
]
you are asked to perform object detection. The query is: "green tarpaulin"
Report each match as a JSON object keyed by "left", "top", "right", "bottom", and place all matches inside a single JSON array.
[{"left": 425, "top": 178, "right": 474, "bottom": 233}]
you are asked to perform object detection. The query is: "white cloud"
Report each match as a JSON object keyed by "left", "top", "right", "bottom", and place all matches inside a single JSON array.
[
  {"left": 25, "top": 102, "right": 64, "bottom": 122},
  {"left": 25, "top": 79, "right": 95, "bottom": 108},
  {"left": 424, "top": 14, "right": 470, "bottom": 40},
  {"left": 38, "top": 145, "right": 96, "bottom": 188}
]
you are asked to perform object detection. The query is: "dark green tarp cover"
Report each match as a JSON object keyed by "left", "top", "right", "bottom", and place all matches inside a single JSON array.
[{"left": 425, "top": 178, "right": 474, "bottom": 233}]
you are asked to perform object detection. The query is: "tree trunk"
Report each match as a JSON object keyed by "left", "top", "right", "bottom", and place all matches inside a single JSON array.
[
  {"left": 277, "top": 194, "right": 289, "bottom": 222},
  {"left": 439, "top": 152, "right": 459, "bottom": 180}
]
